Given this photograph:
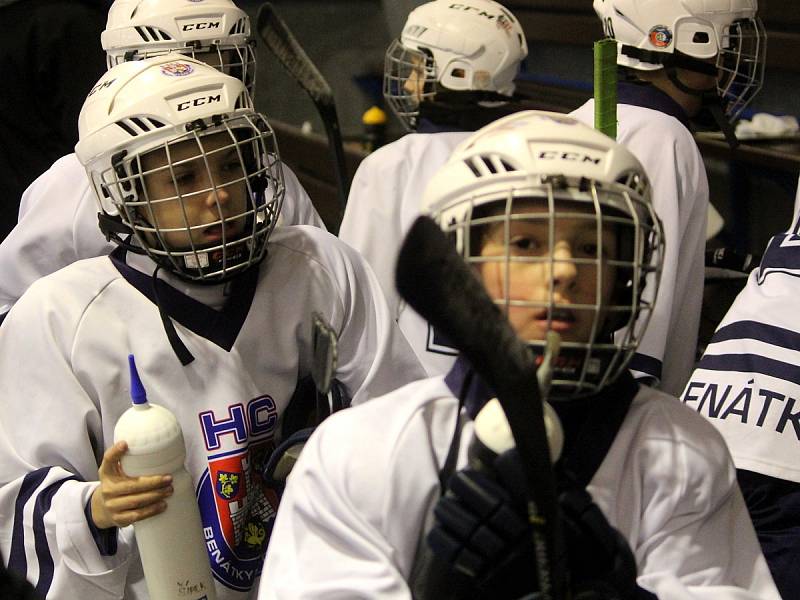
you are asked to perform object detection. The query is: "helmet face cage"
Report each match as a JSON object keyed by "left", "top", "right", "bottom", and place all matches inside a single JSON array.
[
  {"left": 716, "top": 17, "right": 766, "bottom": 119},
  {"left": 97, "top": 112, "right": 284, "bottom": 283},
  {"left": 107, "top": 42, "right": 257, "bottom": 98},
  {"left": 383, "top": 39, "right": 437, "bottom": 131},
  {"left": 432, "top": 179, "right": 662, "bottom": 399}
]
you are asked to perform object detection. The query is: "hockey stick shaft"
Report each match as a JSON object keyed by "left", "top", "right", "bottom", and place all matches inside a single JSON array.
[
  {"left": 256, "top": 3, "right": 349, "bottom": 212},
  {"left": 396, "top": 216, "right": 566, "bottom": 599}
]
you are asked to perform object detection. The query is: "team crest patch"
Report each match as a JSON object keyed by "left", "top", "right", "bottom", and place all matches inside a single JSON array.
[
  {"left": 215, "top": 471, "right": 241, "bottom": 500},
  {"left": 197, "top": 443, "right": 279, "bottom": 592},
  {"left": 648, "top": 25, "right": 673, "bottom": 48},
  {"left": 161, "top": 62, "right": 195, "bottom": 77}
]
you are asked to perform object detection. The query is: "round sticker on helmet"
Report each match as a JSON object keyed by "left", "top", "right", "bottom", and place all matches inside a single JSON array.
[
  {"left": 161, "top": 62, "right": 195, "bottom": 77},
  {"left": 648, "top": 25, "right": 672, "bottom": 48}
]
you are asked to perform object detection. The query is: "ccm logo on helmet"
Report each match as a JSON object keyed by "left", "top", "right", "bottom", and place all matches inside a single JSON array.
[
  {"left": 182, "top": 21, "right": 221, "bottom": 31},
  {"left": 177, "top": 94, "right": 222, "bottom": 111},
  {"left": 88, "top": 78, "right": 116, "bottom": 97},
  {"left": 448, "top": 3, "right": 500, "bottom": 20},
  {"left": 538, "top": 151, "right": 602, "bottom": 165}
]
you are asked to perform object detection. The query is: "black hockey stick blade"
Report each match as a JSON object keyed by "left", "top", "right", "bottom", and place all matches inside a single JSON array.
[
  {"left": 256, "top": 2, "right": 349, "bottom": 212},
  {"left": 396, "top": 216, "right": 566, "bottom": 599}
]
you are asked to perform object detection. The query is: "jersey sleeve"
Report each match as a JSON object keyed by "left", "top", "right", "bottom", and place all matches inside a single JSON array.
[
  {"left": 259, "top": 385, "right": 459, "bottom": 599},
  {"left": 0, "top": 154, "right": 113, "bottom": 317},
  {"left": 0, "top": 281, "right": 136, "bottom": 598},
  {"left": 627, "top": 405, "right": 780, "bottom": 599},
  {"left": 338, "top": 148, "right": 407, "bottom": 321},
  {"left": 317, "top": 232, "right": 427, "bottom": 405},
  {"left": 277, "top": 164, "right": 327, "bottom": 230}
]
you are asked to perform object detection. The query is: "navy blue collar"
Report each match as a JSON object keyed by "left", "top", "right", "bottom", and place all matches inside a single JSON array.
[
  {"left": 416, "top": 118, "right": 469, "bottom": 134},
  {"left": 617, "top": 81, "right": 691, "bottom": 130},
  {"left": 108, "top": 246, "right": 259, "bottom": 351}
]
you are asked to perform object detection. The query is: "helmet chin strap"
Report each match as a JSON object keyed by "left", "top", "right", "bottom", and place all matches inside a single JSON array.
[
  {"left": 622, "top": 45, "right": 739, "bottom": 148},
  {"left": 664, "top": 69, "right": 739, "bottom": 148}
]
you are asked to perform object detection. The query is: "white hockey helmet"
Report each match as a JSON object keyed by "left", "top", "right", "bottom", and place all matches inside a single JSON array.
[
  {"left": 103, "top": 0, "right": 256, "bottom": 96},
  {"left": 421, "top": 111, "right": 663, "bottom": 398},
  {"left": 75, "top": 55, "right": 284, "bottom": 284},
  {"left": 594, "top": 0, "right": 766, "bottom": 119},
  {"left": 384, "top": 0, "right": 528, "bottom": 130}
]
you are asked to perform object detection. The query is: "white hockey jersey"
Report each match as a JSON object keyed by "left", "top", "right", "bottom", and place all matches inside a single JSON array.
[
  {"left": 259, "top": 372, "right": 779, "bottom": 600},
  {"left": 571, "top": 84, "right": 708, "bottom": 397},
  {"left": 0, "top": 225, "right": 426, "bottom": 599},
  {"left": 0, "top": 152, "right": 326, "bottom": 316},
  {"left": 682, "top": 212, "right": 800, "bottom": 484},
  {"left": 339, "top": 131, "right": 472, "bottom": 376},
  {"left": 341, "top": 87, "right": 706, "bottom": 395}
]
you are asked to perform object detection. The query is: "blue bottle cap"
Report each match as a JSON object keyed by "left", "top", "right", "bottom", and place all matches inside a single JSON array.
[{"left": 128, "top": 354, "right": 148, "bottom": 406}]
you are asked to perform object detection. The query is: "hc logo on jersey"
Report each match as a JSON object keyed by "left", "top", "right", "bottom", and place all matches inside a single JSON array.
[{"left": 197, "top": 396, "right": 279, "bottom": 592}]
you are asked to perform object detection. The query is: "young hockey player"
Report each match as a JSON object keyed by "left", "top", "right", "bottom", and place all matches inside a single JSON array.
[
  {"left": 259, "top": 112, "right": 780, "bottom": 599},
  {"left": 339, "top": 0, "right": 529, "bottom": 376},
  {"left": 0, "top": 56, "right": 425, "bottom": 599},
  {"left": 0, "top": 0, "right": 325, "bottom": 321},
  {"left": 572, "top": 0, "right": 766, "bottom": 395}
]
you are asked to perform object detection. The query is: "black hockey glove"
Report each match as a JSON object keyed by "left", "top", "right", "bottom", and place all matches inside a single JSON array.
[
  {"left": 425, "top": 448, "right": 656, "bottom": 600},
  {"left": 425, "top": 448, "right": 542, "bottom": 600},
  {"left": 559, "top": 486, "right": 656, "bottom": 600}
]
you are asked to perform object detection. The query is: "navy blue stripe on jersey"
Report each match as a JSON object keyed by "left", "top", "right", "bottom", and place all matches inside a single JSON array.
[
  {"left": 33, "top": 476, "right": 78, "bottom": 598},
  {"left": 84, "top": 500, "right": 117, "bottom": 556},
  {"left": 109, "top": 247, "right": 259, "bottom": 351},
  {"left": 8, "top": 469, "right": 49, "bottom": 577},
  {"left": 754, "top": 233, "right": 800, "bottom": 283},
  {"left": 711, "top": 320, "right": 800, "bottom": 352},
  {"left": 617, "top": 81, "right": 691, "bottom": 129},
  {"left": 628, "top": 353, "right": 663, "bottom": 382},
  {"left": 698, "top": 353, "right": 800, "bottom": 387}
]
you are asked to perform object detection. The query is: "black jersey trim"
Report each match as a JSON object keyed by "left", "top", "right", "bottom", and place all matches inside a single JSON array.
[{"left": 617, "top": 81, "right": 691, "bottom": 130}]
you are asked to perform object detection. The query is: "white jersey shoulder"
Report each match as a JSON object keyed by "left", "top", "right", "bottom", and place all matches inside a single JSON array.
[
  {"left": 683, "top": 223, "right": 800, "bottom": 483},
  {"left": 340, "top": 131, "right": 472, "bottom": 377},
  {"left": 0, "top": 227, "right": 424, "bottom": 599},
  {"left": 572, "top": 101, "right": 707, "bottom": 396},
  {"left": 261, "top": 381, "right": 779, "bottom": 599},
  {"left": 0, "top": 153, "right": 324, "bottom": 316}
]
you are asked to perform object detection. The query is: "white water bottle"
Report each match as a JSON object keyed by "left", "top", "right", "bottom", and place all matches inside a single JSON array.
[{"left": 114, "top": 355, "right": 216, "bottom": 600}]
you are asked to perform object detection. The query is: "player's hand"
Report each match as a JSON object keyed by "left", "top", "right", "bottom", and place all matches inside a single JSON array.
[
  {"left": 90, "top": 441, "right": 174, "bottom": 530},
  {"left": 425, "top": 448, "right": 540, "bottom": 600},
  {"left": 560, "top": 486, "right": 654, "bottom": 600}
]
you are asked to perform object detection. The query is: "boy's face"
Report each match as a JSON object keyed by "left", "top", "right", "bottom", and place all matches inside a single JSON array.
[
  {"left": 477, "top": 200, "right": 618, "bottom": 345},
  {"left": 403, "top": 52, "right": 429, "bottom": 105},
  {"left": 139, "top": 131, "right": 250, "bottom": 251}
]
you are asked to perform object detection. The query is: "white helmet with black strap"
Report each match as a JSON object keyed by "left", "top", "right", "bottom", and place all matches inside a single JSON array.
[
  {"left": 75, "top": 55, "right": 283, "bottom": 284},
  {"left": 384, "top": 0, "right": 528, "bottom": 131},
  {"left": 593, "top": 0, "right": 766, "bottom": 120},
  {"left": 421, "top": 110, "right": 663, "bottom": 398},
  {"left": 103, "top": 0, "right": 257, "bottom": 96}
]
